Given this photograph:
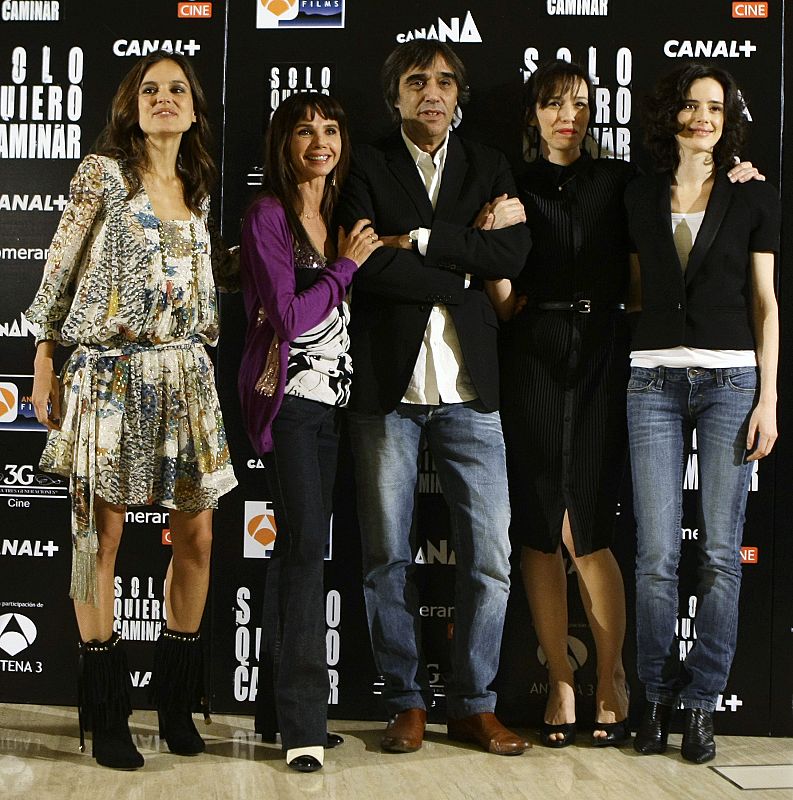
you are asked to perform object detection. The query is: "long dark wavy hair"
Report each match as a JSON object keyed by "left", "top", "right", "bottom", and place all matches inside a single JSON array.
[
  {"left": 523, "top": 59, "right": 595, "bottom": 161},
  {"left": 262, "top": 92, "right": 351, "bottom": 250},
  {"left": 642, "top": 63, "right": 747, "bottom": 172},
  {"left": 94, "top": 51, "right": 216, "bottom": 213}
]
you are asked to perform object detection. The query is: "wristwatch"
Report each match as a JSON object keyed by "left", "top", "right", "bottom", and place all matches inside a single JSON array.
[{"left": 408, "top": 229, "right": 420, "bottom": 250}]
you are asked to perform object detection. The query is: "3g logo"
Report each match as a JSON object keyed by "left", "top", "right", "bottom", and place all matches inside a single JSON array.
[{"left": 0, "top": 465, "right": 35, "bottom": 486}]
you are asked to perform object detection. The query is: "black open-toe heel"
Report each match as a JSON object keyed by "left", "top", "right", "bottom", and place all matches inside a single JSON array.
[
  {"left": 591, "top": 719, "right": 631, "bottom": 747},
  {"left": 540, "top": 721, "right": 576, "bottom": 748}
]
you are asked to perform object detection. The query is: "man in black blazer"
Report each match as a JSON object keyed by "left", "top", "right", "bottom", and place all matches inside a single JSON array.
[{"left": 338, "top": 41, "right": 532, "bottom": 755}]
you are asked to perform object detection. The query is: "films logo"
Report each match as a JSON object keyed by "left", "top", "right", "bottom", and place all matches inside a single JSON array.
[
  {"left": 0, "top": 376, "right": 46, "bottom": 431},
  {"left": 256, "top": 0, "right": 344, "bottom": 30},
  {"left": 0, "top": 612, "right": 41, "bottom": 674},
  {"left": 0, "top": 463, "right": 67, "bottom": 506},
  {"left": 243, "top": 500, "right": 333, "bottom": 559}
]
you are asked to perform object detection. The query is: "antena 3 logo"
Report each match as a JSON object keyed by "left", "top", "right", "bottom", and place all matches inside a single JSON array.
[
  {"left": 396, "top": 10, "right": 482, "bottom": 43},
  {"left": 0, "top": 613, "right": 37, "bottom": 657},
  {"left": 243, "top": 500, "right": 333, "bottom": 559},
  {"left": 0, "top": 382, "right": 18, "bottom": 423},
  {"left": 256, "top": 0, "right": 345, "bottom": 29}
]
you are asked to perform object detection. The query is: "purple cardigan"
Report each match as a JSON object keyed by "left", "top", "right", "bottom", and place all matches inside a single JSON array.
[{"left": 238, "top": 196, "right": 357, "bottom": 454}]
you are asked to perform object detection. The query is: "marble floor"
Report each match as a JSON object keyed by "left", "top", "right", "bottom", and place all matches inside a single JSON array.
[{"left": 2, "top": 704, "right": 792, "bottom": 800}]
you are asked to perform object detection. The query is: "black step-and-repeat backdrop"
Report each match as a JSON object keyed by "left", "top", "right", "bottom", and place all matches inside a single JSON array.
[{"left": 1, "top": 0, "right": 790, "bottom": 737}]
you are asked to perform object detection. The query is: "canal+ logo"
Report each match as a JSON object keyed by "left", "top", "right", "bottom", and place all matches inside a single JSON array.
[{"left": 0, "top": 383, "right": 18, "bottom": 423}]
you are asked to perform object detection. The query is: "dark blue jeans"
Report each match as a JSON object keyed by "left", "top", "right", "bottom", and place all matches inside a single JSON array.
[
  {"left": 348, "top": 400, "right": 511, "bottom": 718},
  {"left": 259, "top": 394, "right": 337, "bottom": 749},
  {"left": 627, "top": 366, "right": 756, "bottom": 711}
]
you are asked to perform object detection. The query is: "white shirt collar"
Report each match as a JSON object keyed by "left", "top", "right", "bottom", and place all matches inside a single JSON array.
[{"left": 401, "top": 127, "right": 449, "bottom": 169}]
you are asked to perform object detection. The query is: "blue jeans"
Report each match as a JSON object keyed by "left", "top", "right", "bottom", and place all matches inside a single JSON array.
[
  {"left": 627, "top": 366, "right": 757, "bottom": 712},
  {"left": 348, "top": 400, "right": 511, "bottom": 718}
]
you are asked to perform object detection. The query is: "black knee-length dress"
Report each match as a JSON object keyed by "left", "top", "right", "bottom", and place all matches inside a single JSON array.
[{"left": 500, "top": 153, "right": 637, "bottom": 555}]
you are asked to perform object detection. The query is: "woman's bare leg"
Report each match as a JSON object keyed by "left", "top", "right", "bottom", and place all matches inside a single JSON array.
[
  {"left": 73, "top": 497, "right": 126, "bottom": 641},
  {"left": 562, "top": 518, "right": 628, "bottom": 738},
  {"left": 521, "top": 540, "right": 575, "bottom": 742},
  {"left": 165, "top": 508, "right": 213, "bottom": 632}
]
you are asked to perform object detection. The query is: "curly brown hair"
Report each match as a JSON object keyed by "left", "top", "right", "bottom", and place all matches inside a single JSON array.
[
  {"left": 262, "top": 92, "right": 351, "bottom": 250},
  {"left": 94, "top": 51, "right": 216, "bottom": 213},
  {"left": 642, "top": 63, "right": 747, "bottom": 172}
]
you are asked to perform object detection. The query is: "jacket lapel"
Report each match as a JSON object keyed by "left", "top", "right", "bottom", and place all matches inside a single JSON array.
[
  {"left": 433, "top": 133, "right": 467, "bottom": 221},
  {"left": 384, "top": 130, "right": 434, "bottom": 225},
  {"left": 656, "top": 173, "right": 684, "bottom": 274},
  {"left": 684, "top": 168, "right": 731, "bottom": 285}
]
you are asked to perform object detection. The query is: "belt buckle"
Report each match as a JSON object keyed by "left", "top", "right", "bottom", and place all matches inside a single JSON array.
[{"left": 576, "top": 299, "right": 591, "bottom": 314}]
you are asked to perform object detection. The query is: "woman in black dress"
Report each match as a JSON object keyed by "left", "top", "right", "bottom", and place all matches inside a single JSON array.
[{"left": 487, "top": 59, "right": 636, "bottom": 748}]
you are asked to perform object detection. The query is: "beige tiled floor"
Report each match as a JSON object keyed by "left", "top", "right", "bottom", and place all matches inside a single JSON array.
[{"left": 2, "top": 704, "right": 793, "bottom": 799}]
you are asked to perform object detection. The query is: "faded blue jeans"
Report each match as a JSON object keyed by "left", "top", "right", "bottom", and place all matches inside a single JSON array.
[
  {"left": 348, "top": 400, "right": 511, "bottom": 719},
  {"left": 627, "top": 366, "right": 757, "bottom": 712}
]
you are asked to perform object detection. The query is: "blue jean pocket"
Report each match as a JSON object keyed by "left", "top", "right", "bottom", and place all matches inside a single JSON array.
[
  {"left": 725, "top": 369, "right": 758, "bottom": 393},
  {"left": 627, "top": 374, "right": 655, "bottom": 392}
]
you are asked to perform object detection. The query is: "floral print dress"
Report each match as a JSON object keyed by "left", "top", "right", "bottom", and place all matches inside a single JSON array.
[{"left": 26, "top": 154, "right": 237, "bottom": 604}]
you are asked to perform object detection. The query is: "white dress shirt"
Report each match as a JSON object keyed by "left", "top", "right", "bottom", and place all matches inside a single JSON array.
[{"left": 400, "top": 128, "right": 477, "bottom": 405}]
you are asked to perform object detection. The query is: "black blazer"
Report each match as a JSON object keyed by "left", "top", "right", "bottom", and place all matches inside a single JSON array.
[
  {"left": 337, "top": 130, "right": 532, "bottom": 414},
  {"left": 625, "top": 168, "right": 780, "bottom": 350}
]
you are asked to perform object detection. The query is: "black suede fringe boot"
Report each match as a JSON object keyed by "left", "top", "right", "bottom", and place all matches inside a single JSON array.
[
  {"left": 150, "top": 628, "right": 209, "bottom": 755},
  {"left": 78, "top": 633, "right": 144, "bottom": 770}
]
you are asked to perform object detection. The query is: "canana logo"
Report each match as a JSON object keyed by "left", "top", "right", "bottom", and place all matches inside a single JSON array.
[
  {"left": 0, "top": 613, "right": 37, "bottom": 657},
  {"left": 0, "top": 383, "right": 18, "bottom": 423}
]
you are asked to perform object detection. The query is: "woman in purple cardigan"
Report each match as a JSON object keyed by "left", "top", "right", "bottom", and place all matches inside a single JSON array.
[{"left": 238, "top": 93, "right": 380, "bottom": 772}]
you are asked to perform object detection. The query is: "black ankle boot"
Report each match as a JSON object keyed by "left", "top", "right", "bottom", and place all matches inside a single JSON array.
[
  {"left": 78, "top": 634, "right": 144, "bottom": 770},
  {"left": 150, "top": 628, "right": 208, "bottom": 755},
  {"left": 633, "top": 701, "right": 673, "bottom": 755},
  {"left": 681, "top": 709, "right": 716, "bottom": 763}
]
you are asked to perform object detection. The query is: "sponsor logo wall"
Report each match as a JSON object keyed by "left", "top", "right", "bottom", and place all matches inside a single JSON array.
[{"left": 2, "top": 0, "right": 791, "bottom": 736}]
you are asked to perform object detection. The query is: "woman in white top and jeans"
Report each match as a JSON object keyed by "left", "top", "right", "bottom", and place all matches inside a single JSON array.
[{"left": 624, "top": 63, "right": 779, "bottom": 763}]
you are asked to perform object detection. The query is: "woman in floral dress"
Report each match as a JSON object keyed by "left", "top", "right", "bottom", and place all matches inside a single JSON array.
[{"left": 27, "top": 51, "right": 236, "bottom": 770}]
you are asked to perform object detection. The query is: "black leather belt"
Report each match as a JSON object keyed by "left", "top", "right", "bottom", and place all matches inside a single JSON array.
[{"left": 529, "top": 299, "right": 626, "bottom": 314}]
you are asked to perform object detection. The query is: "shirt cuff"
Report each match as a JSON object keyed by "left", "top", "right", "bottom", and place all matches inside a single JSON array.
[{"left": 417, "top": 227, "right": 431, "bottom": 256}]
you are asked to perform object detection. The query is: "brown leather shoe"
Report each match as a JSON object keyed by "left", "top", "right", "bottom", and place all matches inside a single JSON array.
[
  {"left": 447, "top": 712, "right": 531, "bottom": 755},
  {"left": 381, "top": 708, "right": 427, "bottom": 752}
]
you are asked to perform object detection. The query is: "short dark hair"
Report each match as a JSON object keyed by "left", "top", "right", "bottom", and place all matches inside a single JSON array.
[
  {"left": 524, "top": 59, "right": 595, "bottom": 128},
  {"left": 262, "top": 92, "right": 351, "bottom": 249},
  {"left": 643, "top": 63, "right": 747, "bottom": 172},
  {"left": 381, "top": 40, "right": 470, "bottom": 122},
  {"left": 94, "top": 51, "right": 216, "bottom": 213}
]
